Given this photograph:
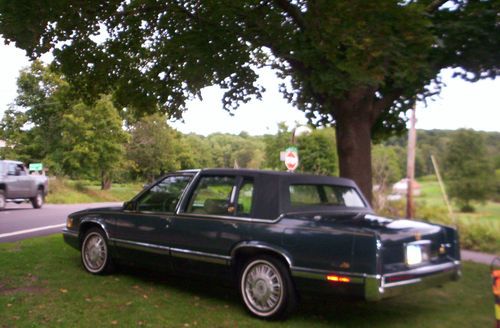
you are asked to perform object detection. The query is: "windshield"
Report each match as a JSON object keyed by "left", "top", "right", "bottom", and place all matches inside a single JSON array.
[{"left": 289, "top": 184, "right": 366, "bottom": 208}]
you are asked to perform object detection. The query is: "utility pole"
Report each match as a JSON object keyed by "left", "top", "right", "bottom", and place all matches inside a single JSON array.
[{"left": 406, "top": 104, "right": 417, "bottom": 219}]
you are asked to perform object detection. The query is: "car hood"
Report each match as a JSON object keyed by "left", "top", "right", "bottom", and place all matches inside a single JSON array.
[{"left": 70, "top": 206, "right": 124, "bottom": 217}]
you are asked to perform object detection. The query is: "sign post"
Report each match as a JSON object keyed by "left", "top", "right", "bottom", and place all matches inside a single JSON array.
[{"left": 284, "top": 147, "right": 299, "bottom": 172}]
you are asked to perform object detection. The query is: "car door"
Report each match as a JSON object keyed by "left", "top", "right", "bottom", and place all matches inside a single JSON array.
[
  {"left": 5, "top": 163, "right": 23, "bottom": 198},
  {"left": 167, "top": 174, "right": 254, "bottom": 273},
  {"left": 109, "top": 174, "right": 194, "bottom": 267}
]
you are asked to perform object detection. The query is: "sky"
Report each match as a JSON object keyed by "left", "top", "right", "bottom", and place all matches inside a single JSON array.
[{"left": 1, "top": 40, "right": 499, "bottom": 136}]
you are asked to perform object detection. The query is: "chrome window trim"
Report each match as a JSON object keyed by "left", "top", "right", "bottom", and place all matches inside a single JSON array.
[{"left": 175, "top": 212, "right": 283, "bottom": 224}]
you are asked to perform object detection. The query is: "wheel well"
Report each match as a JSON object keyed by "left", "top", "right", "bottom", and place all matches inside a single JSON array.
[
  {"left": 78, "top": 222, "right": 105, "bottom": 246},
  {"left": 231, "top": 247, "right": 291, "bottom": 279}
]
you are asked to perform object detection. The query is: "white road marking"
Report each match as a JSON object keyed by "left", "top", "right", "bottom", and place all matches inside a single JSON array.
[{"left": 0, "top": 224, "right": 66, "bottom": 239}]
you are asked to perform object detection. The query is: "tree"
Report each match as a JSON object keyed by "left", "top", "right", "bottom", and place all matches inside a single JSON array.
[
  {"left": 1, "top": 61, "right": 127, "bottom": 188},
  {"left": 126, "top": 113, "right": 181, "bottom": 182},
  {"left": 57, "top": 96, "right": 128, "bottom": 189},
  {"left": 443, "top": 129, "right": 495, "bottom": 212},
  {"left": 296, "top": 128, "right": 338, "bottom": 176},
  {"left": 1, "top": 1, "right": 498, "bottom": 202}
]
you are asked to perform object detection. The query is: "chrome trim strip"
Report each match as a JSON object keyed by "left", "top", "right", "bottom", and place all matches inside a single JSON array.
[
  {"left": 383, "top": 261, "right": 458, "bottom": 278},
  {"left": 291, "top": 266, "right": 366, "bottom": 283},
  {"left": 383, "top": 278, "right": 422, "bottom": 288},
  {"left": 109, "top": 238, "right": 230, "bottom": 265},
  {"left": 170, "top": 247, "right": 231, "bottom": 265},
  {"left": 111, "top": 238, "right": 171, "bottom": 255},
  {"left": 80, "top": 218, "right": 110, "bottom": 240},
  {"left": 231, "top": 242, "right": 293, "bottom": 267}
]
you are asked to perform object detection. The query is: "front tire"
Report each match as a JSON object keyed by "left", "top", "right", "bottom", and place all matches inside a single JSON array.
[
  {"left": 239, "top": 255, "right": 298, "bottom": 320},
  {"left": 0, "top": 190, "right": 5, "bottom": 210},
  {"left": 81, "top": 228, "right": 114, "bottom": 274},
  {"left": 31, "top": 189, "right": 44, "bottom": 209}
]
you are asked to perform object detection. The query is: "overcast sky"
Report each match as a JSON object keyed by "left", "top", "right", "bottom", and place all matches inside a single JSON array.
[{"left": 1, "top": 40, "right": 498, "bottom": 136}]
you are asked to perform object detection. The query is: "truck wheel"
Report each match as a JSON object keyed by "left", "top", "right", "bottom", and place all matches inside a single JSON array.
[
  {"left": 30, "top": 189, "right": 44, "bottom": 209},
  {"left": 239, "top": 255, "right": 298, "bottom": 320},
  {"left": 0, "top": 190, "right": 5, "bottom": 210},
  {"left": 81, "top": 228, "right": 114, "bottom": 274}
]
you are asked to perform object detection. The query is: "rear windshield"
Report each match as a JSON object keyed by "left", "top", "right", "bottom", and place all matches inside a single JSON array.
[{"left": 289, "top": 184, "right": 366, "bottom": 208}]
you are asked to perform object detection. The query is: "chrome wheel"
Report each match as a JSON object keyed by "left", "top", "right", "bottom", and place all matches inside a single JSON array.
[
  {"left": 82, "top": 231, "right": 108, "bottom": 273},
  {"left": 241, "top": 259, "right": 284, "bottom": 317}
]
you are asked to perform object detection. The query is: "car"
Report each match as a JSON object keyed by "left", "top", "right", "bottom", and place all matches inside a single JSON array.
[
  {"left": 0, "top": 160, "right": 48, "bottom": 210},
  {"left": 62, "top": 169, "right": 461, "bottom": 319}
]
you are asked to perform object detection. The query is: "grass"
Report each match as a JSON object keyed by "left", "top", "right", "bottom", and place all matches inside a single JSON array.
[
  {"left": 0, "top": 235, "right": 496, "bottom": 327},
  {"left": 45, "top": 178, "right": 142, "bottom": 204}
]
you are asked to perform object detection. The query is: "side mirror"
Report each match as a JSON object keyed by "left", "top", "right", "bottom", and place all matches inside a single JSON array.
[{"left": 123, "top": 200, "right": 137, "bottom": 211}]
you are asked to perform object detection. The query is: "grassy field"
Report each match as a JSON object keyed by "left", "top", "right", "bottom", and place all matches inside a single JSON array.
[
  {"left": 0, "top": 235, "right": 496, "bottom": 328},
  {"left": 45, "top": 178, "right": 142, "bottom": 204},
  {"left": 416, "top": 176, "right": 500, "bottom": 222}
]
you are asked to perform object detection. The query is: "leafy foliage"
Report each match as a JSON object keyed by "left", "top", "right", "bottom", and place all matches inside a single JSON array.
[
  {"left": 1, "top": 0, "right": 498, "bottom": 201},
  {"left": 443, "top": 129, "right": 495, "bottom": 211}
]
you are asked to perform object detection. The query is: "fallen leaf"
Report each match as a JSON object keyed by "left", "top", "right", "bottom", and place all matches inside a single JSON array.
[
  {"left": 184, "top": 324, "right": 190, "bottom": 327},
  {"left": 143, "top": 294, "right": 148, "bottom": 299},
  {"left": 111, "top": 320, "right": 118, "bottom": 325},
  {"left": 59, "top": 288, "right": 68, "bottom": 294},
  {"left": 7, "top": 303, "right": 12, "bottom": 307},
  {"left": 85, "top": 298, "right": 92, "bottom": 302}
]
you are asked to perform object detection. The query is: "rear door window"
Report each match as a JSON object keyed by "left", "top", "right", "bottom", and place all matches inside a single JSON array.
[{"left": 289, "top": 184, "right": 365, "bottom": 208}]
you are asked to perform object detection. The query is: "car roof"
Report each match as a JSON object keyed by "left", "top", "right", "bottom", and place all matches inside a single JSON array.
[{"left": 176, "top": 168, "right": 357, "bottom": 187}]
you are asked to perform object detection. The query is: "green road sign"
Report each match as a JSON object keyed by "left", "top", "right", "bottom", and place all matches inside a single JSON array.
[{"left": 29, "top": 163, "right": 43, "bottom": 171}]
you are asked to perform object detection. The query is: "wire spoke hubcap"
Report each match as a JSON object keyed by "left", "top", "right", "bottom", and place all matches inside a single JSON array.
[
  {"left": 83, "top": 234, "right": 107, "bottom": 271},
  {"left": 243, "top": 261, "right": 283, "bottom": 314}
]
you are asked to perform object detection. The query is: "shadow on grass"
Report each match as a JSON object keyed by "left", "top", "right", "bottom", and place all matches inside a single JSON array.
[{"left": 107, "top": 263, "right": 432, "bottom": 327}]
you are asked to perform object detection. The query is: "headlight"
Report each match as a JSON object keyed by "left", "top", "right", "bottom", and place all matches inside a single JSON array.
[
  {"left": 66, "top": 217, "right": 74, "bottom": 228},
  {"left": 405, "top": 240, "right": 430, "bottom": 266}
]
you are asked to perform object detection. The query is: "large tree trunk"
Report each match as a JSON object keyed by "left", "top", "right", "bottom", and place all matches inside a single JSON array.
[
  {"left": 101, "top": 170, "right": 112, "bottom": 190},
  {"left": 335, "top": 113, "right": 373, "bottom": 205}
]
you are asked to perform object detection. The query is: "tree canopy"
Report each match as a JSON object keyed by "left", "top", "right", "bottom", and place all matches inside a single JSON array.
[{"left": 1, "top": 0, "right": 498, "bottom": 202}]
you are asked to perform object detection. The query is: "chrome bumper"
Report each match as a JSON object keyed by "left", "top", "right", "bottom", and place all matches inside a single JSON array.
[{"left": 365, "top": 261, "right": 461, "bottom": 301}]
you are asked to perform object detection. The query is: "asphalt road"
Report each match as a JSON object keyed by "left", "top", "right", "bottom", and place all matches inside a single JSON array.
[{"left": 0, "top": 202, "right": 121, "bottom": 243}]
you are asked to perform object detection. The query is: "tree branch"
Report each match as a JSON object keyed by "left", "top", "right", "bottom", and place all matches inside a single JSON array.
[
  {"left": 372, "top": 89, "right": 403, "bottom": 123},
  {"left": 272, "top": 0, "right": 306, "bottom": 30}
]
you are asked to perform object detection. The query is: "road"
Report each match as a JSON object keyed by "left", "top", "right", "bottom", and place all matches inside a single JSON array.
[{"left": 0, "top": 202, "right": 121, "bottom": 243}]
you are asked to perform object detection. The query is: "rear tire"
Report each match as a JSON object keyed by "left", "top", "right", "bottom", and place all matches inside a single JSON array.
[
  {"left": 81, "top": 228, "right": 114, "bottom": 274},
  {"left": 30, "top": 189, "right": 44, "bottom": 209},
  {"left": 239, "top": 255, "right": 298, "bottom": 320}
]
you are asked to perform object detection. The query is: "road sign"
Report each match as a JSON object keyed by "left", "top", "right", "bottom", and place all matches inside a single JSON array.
[
  {"left": 284, "top": 147, "right": 299, "bottom": 171},
  {"left": 29, "top": 163, "right": 43, "bottom": 171}
]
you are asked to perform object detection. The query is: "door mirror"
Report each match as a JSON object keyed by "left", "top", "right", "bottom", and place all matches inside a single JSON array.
[{"left": 123, "top": 200, "right": 137, "bottom": 211}]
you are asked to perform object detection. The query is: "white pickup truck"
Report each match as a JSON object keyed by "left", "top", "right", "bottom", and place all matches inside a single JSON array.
[{"left": 0, "top": 160, "right": 49, "bottom": 210}]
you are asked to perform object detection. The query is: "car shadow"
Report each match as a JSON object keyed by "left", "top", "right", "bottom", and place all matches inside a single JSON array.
[{"left": 111, "top": 264, "right": 434, "bottom": 326}]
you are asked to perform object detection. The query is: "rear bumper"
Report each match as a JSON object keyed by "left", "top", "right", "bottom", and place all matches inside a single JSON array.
[{"left": 365, "top": 260, "right": 461, "bottom": 301}]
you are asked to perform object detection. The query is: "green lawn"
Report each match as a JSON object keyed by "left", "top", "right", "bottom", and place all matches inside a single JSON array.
[
  {"left": 0, "top": 235, "right": 496, "bottom": 327},
  {"left": 45, "top": 178, "right": 142, "bottom": 204}
]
